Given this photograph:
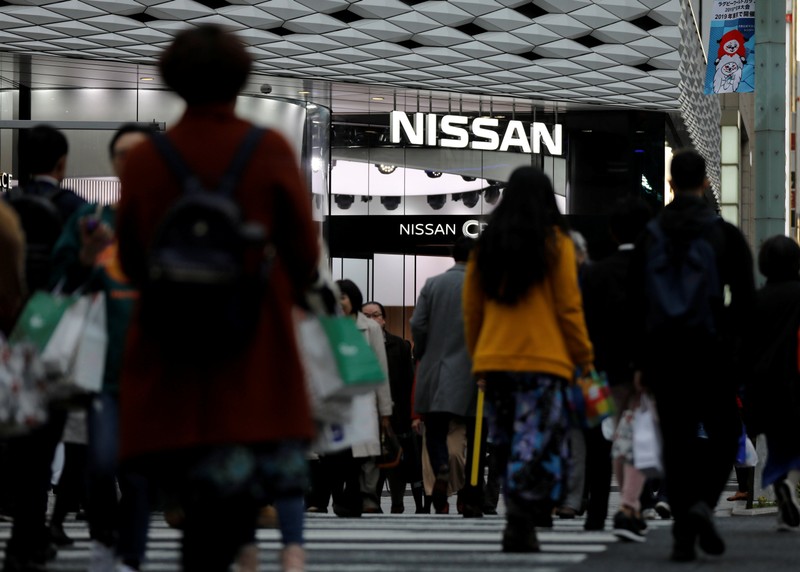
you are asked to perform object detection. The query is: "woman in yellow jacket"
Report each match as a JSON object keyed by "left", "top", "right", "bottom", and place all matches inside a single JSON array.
[{"left": 463, "top": 166, "right": 594, "bottom": 552}]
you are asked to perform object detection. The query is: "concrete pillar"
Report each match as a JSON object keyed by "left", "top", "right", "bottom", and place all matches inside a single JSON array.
[{"left": 754, "top": 1, "right": 788, "bottom": 247}]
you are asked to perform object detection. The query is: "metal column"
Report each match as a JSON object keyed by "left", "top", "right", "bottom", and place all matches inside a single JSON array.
[{"left": 754, "top": 1, "right": 788, "bottom": 245}]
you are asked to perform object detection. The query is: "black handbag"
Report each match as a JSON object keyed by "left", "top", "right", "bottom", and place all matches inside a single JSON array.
[{"left": 377, "top": 426, "right": 403, "bottom": 469}]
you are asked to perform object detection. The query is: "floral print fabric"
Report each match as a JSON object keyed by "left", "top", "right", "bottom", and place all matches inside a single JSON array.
[{"left": 484, "top": 372, "right": 570, "bottom": 510}]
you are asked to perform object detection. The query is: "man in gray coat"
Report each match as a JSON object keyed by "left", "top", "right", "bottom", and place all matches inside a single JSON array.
[{"left": 411, "top": 236, "right": 484, "bottom": 516}]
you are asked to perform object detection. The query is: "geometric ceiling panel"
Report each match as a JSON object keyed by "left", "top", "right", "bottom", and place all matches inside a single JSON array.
[
  {"left": 352, "top": 20, "right": 412, "bottom": 42},
  {"left": 627, "top": 36, "right": 674, "bottom": 57},
  {"left": 388, "top": 11, "right": 441, "bottom": 33},
  {"left": 284, "top": 14, "right": 348, "bottom": 34},
  {"left": 509, "top": 23, "right": 560, "bottom": 45},
  {"left": 650, "top": 1, "right": 682, "bottom": 25},
  {"left": 572, "top": 52, "right": 618, "bottom": 70},
  {"left": 218, "top": 5, "right": 282, "bottom": 28},
  {"left": 147, "top": 1, "right": 214, "bottom": 21},
  {"left": 570, "top": 4, "right": 619, "bottom": 28},
  {"left": 2, "top": 6, "right": 65, "bottom": 25},
  {"left": 415, "top": 2, "right": 474, "bottom": 27},
  {"left": 536, "top": 14, "right": 590, "bottom": 38},
  {"left": 534, "top": 39, "right": 590, "bottom": 59},
  {"left": 598, "top": 0, "right": 650, "bottom": 20},
  {"left": 451, "top": 0, "right": 505, "bottom": 18},
  {"left": 475, "top": 8, "right": 533, "bottom": 31},
  {"left": 417, "top": 46, "right": 470, "bottom": 64},
  {"left": 0, "top": 0, "right": 691, "bottom": 112},
  {"left": 413, "top": 27, "right": 472, "bottom": 47},
  {"left": 451, "top": 40, "right": 502, "bottom": 58},
  {"left": 594, "top": 44, "right": 649, "bottom": 65},
  {"left": 349, "top": 0, "right": 412, "bottom": 19},
  {"left": 533, "top": 0, "right": 592, "bottom": 13},
  {"left": 49, "top": 1, "right": 105, "bottom": 19},
  {"left": 592, "top": 21, "right": 649, "bottom": 43},
  {"left": 475, "top": 31, "right": 536, "bottom": 53}
]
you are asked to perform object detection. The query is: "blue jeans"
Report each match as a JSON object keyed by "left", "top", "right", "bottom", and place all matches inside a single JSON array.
[{"left": 87, "top": 393, "right": 151, "bottom": 568}]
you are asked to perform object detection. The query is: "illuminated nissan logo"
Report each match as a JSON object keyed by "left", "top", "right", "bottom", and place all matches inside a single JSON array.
[{"left": 462, "top": 219, "right": 487, "bottom": 239}]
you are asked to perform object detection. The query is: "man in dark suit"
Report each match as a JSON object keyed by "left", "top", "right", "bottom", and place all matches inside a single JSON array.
[
  {"left": 363, "top": 301, "right": 425, "bottom": 513},
  {"left": 16, "top": 125, "right": 85, "bottom": 219},
  {"left": 5, "top": 125, "right": 86, "bottom": 293}
]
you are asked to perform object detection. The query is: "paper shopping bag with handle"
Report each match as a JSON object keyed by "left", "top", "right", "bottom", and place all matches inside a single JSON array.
[
  {"left": 10, "top": 291, "right": 78, "bottom": 351},
  {"left": 316, "top": 315, "right": 385, "bottom": 397}
]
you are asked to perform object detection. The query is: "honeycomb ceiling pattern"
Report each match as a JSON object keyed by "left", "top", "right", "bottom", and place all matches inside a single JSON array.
[{"left": 0, "top": 0, "right": 686, "bottom": 111}]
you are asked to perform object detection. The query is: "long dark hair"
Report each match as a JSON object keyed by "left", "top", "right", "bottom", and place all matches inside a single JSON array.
[{"left": 476, "top": 167, "right": 568, "bottom": 305}]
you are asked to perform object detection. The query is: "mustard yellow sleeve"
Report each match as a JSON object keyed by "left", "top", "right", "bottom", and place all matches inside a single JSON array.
[
  {"left": 551, "top": 232, "right": 594, "bottom": 367},
  {"left": 462, "top": 254, "right": 485, "bottom": 358}
]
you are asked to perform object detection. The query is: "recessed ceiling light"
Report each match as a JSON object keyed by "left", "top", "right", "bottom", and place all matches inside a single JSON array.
[
  {"left": 371, "top": 96, "right": 384, "bottom": 101},
  {"left": 298, "top": 90, "right": 310, "bottom": 95},
  {"left": 140, "top": 77, "right": 154, "bottom": 81},
  {"left": 495, "top": 115, "right": 506, "bottom": 119}
]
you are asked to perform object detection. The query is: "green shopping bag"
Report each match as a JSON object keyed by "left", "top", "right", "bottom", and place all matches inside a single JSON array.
[
  {"left": 316, "top": 315, "right": 385, "bottom": 397},
  {"left": 9, "top": 291, "right": 77, "bottom": 351}
]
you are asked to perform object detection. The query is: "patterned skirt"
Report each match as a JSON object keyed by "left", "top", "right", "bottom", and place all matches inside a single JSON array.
[{"left": 484, "top": 372, "right": 571, "bottom": 510}]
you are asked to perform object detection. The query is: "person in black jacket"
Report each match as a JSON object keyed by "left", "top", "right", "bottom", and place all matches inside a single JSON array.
[
  {"left": 581, "top": 197, "right": 653, "bottom": 534},
  {"left": 3, "top": 125, "right": 85, "bottom": 572},
  {"left": 363, "top": 301, "right": 425, "bottom": 514},
  {"left": 4, "top": 125, "right": 86, "bottom": 293},
  {"left": 628, "top": 149, "right": 756, "bottom": 562},
  {"left": 745, "top": 235, "right": 800, "bottom": 530}
]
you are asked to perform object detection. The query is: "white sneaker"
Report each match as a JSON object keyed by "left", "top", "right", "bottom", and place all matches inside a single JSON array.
[
  {"left": 655, "top": 501, "right": 672, "bottom": 520},
  {"left": 88, "top": 541, "right": 116, "bottom": 572},
  {"left": 641, "top": 508, "right": 658, "bottom": 520},
  {"left": 775, "top": 479, "right": 800, "bottom": 529}
]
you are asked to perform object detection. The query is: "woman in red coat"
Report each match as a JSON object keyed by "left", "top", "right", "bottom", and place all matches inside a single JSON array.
[{"left": 116, "top": 25, "right": 319, "bottom": 572}]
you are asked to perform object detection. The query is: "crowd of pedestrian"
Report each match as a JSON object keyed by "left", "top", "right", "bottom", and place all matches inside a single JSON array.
[{"left": 1, "top": 23, "right": 800, "bottom": 572}]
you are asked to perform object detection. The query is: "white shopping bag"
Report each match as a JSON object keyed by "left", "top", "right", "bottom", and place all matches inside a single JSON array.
[
  {"left": 312, "top": 393, "right": 375, "bottom": 454},
  {"left": 294, "top": 311, "right": 345, "bottom": 403},
  {"left": 632, "top": 393, "right": 664, "bottom": 478},
  {"left": 68, "top": 293, "right": 107, "bottom": 393},
  {"left": 41, "top": 295, "right": 91, "bottom": 378}
]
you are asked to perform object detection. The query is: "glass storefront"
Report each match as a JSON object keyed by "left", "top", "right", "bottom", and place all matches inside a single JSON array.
[{"left": 324, "top": 109, "right": 666, "bottom": 338}]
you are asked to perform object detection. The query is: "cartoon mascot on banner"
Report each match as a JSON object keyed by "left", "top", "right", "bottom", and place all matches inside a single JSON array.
[{"left": 713, "top": 29, "right": 747, "bottom": 93}]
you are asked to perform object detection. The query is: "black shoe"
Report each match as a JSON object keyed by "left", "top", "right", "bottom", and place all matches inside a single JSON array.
[
  {"left": 555, "top": 506, "right": 577, "bottom": 519},
  {"left": 671, "top": 519, "right": 698, "bottom": 562},
  {"left": 333, "top": 505, "right": 362, "bottom": 518},
  {"left": 612, "top": 511, "right": 646, "bottom": 542},
  {"left": 502, "top": 518, "right": 540, "bottom": 553},
  {"left": 688, "top": 502, "right": 724, "bottom": 556},
  {"left": 432, "top": 473, "right": 449, "bottom": 513},
  {"left": 671, "top": 542, "right": 697, "bottom": 562},
  {"left": 49, "top": 524, "right": 73, "bottom": 547},
  {"left": 533, "top": 511, "right": 553, "bottom": 528},
  {"left": 483, "top": 507, "right": 498, "bottom": 515},
  {"left": 775, "top": 479, "right": 800, "bottom": 528},
  {"left": 462, "top": 504, "right": 484, "bottom": 518},
  {"left": 390, "top": 505, "right": 404, "bottom": 514}
]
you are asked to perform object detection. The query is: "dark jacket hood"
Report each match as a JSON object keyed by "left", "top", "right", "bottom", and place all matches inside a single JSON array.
[{"left": 659, "top": 194, "right": 718, "bottom": 240}]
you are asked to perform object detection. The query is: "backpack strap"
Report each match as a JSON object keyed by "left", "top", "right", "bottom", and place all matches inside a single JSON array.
[
  {"left": 152, "top": 127, "right": 266, "bottom": 197},
  {"left": 217, "top": 127, "right": 266, "bottom": 197}
]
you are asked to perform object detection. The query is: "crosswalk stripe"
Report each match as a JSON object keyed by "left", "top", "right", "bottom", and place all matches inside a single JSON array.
[{"left": 0, "top": 509, "right": 667, "bottom": 571}]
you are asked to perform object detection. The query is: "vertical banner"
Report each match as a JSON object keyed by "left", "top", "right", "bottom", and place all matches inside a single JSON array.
[{"left": 704, "top": 0, "right": 756, "bottom": 94}]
